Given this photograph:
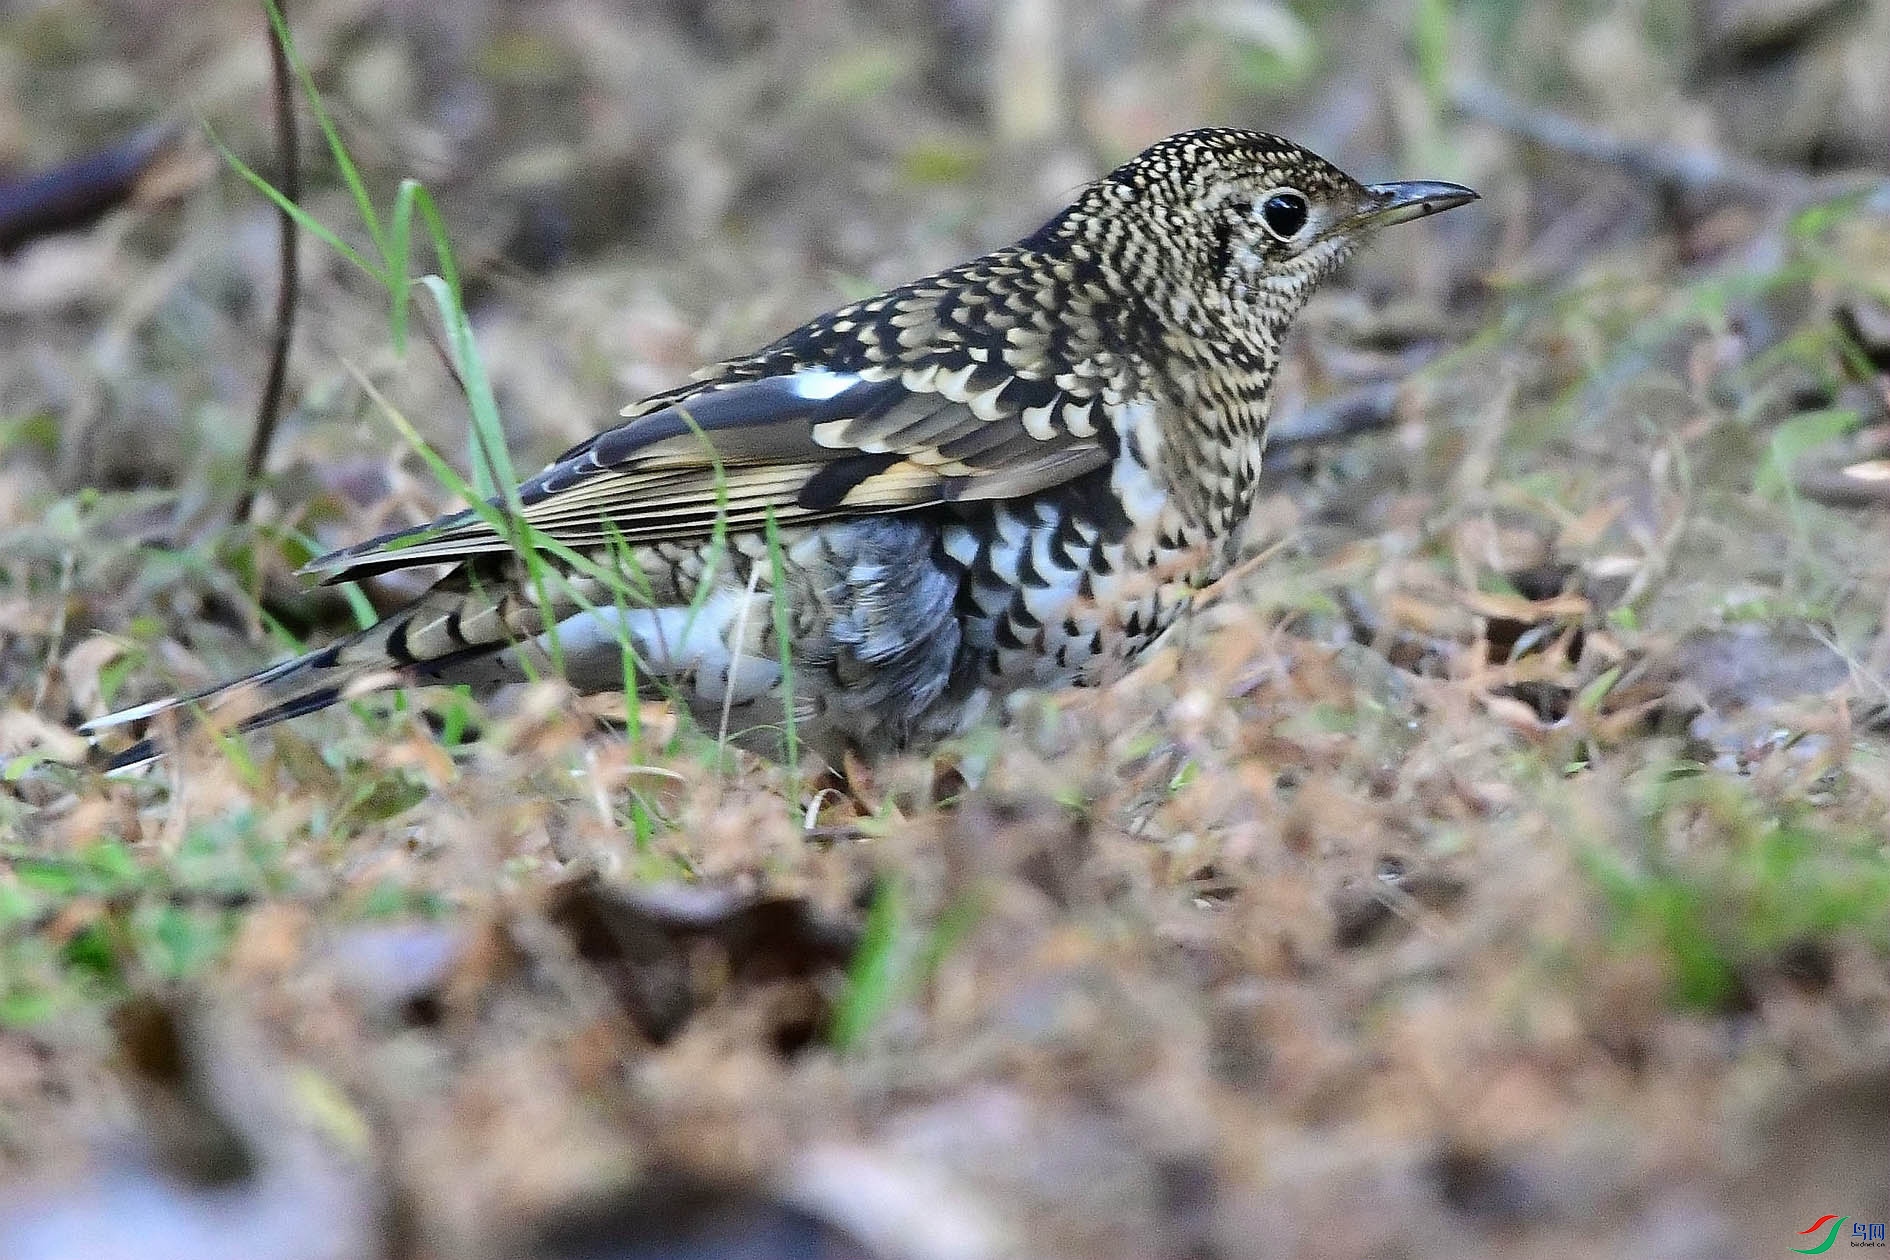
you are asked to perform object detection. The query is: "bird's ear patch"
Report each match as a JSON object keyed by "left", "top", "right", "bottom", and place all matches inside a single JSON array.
[{"left": 1209, "top": 203, "right": 1246, "bottom": 278}]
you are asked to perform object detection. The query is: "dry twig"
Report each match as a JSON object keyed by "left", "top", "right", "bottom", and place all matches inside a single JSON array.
[{"left": 233, "top": 0, "right": 301, "bottom": 524}]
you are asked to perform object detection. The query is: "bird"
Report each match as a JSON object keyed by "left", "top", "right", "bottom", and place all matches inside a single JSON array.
[{"left": 84, "top": 128, "right": 1476, "bottom": 771}]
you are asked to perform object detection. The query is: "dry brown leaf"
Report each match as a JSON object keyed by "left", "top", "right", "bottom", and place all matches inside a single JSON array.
[{"left": 0, "top": 706, "right": 89, "bottom": 761}]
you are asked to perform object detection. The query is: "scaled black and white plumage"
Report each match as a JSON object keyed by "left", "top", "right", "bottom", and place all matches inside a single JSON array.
[{"left": 85, "top": 128, "right": 1475, "bottom": 769}]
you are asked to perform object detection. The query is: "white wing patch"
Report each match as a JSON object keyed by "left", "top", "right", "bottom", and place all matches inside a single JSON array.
[{"left": 789, "top": 368, "right": 862, "bottom": 400}]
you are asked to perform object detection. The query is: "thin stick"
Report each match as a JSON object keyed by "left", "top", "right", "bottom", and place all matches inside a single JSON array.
[
  {"left": 31, "top": 550, "right": 75, "bottom": 713},
  {"left": 415, "top": 312, "right": 470, "bottom": 398},
  {"left": 717, "top": 563, "right": 765, "bottom": 773},
  {"left": 234, "top": 0, "right": 302, "bottom": 523}
]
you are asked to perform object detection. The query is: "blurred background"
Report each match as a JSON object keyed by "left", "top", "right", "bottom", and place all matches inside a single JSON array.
[
  {"left": 2, "top": 3, "right": 1888, "bottom": 1259},
  {"left": 3, "top": 0, "right": 1885, "bottom": 501}
]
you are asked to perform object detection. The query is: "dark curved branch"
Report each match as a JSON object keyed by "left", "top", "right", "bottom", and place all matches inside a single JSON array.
[{"left": 234, "top": 0, "right": 301, "bottom": 524}]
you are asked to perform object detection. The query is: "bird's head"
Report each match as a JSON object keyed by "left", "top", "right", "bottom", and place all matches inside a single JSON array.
[{"left": 1057, "top": 128, "right": 1477, "bottom": 347}]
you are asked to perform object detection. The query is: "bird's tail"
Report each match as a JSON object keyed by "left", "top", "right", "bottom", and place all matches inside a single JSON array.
[
  {"left": 81, "top": 578, "right": 554, "bottom": 771},
  {"left": 82, "top": 635, "right": 395, "bottom": 773}
]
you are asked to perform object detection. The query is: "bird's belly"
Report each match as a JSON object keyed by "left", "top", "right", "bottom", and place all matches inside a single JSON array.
[{"left": 453, "top": 578, "right": 785, "bottom": 727}]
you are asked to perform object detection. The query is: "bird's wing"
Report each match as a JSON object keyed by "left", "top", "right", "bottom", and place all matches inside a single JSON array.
[{"left": 302, "top": 359, "right": 1113, "bottom": 583}]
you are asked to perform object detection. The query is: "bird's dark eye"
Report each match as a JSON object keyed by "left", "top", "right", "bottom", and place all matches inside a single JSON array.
[{"left": 1260, "top": 191, "right": 1309, "bottom": 240}]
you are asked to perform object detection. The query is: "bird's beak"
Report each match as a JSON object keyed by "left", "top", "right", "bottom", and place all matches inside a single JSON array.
[{"left": 1350, "top": 180, "right": 1479, "bottom": 230}]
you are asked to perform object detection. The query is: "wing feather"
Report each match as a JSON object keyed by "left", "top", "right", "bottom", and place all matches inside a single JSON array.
[{"left": 305, "top": 336, "right": 1115, "bottom": 584}]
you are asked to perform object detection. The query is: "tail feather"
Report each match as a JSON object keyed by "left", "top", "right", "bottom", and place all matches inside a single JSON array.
[
  {"left": 81, "top": 577, "right": 556, "bottom": 769},
  {"left": 75, "top": 552, "right": 741, "bottom": 770},
  {"left": 95, "top": 681, "right": 351, "bottom": 772},
  {"left": 79, "top": 649, "right": 329, "bottom": 734},
  {"left": 82, "top": 638, "right": 378, "bottom": 771}
]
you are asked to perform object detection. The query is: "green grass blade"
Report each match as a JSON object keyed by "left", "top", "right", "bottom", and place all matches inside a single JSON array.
[
  {"left": 408, "top": 182, "right": 463, "bottom": 301},
  {"left": 386, "top": 179, "right": 419, "bottom": 352},
  {"left": 414, "top": 274, "right": 515, "bottom": 503},
  {"left": 261, "top": 0, "right": 388, "bottom": 263},
  {"left": 209, "top": 128, "right": 375, "bottom": 277},
  {"left": 831, "top": 876, "right": 904, "bottom": 1052},
  {"left": 763, "top": 508, "right": 800, "bottom": 786}
]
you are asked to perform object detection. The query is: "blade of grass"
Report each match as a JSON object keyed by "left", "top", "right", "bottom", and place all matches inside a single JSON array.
[
  {"left": 763, "top": 507, "right": 801, "bottom": 787},
  {"left": 830, "top": 876, "right": 904, "bottom": 1053},
  {"left": 261, "top": 0, "right": 387, "bottom": 262},
  {"left": 210, "top": 132, "right": 374, "bottom": 277}
]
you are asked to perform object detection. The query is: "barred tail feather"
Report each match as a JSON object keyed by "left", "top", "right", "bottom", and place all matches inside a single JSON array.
[
  {"left": 79, "top": 587, "right": 512, "bottom": 770},
  {"left": 79, "top": 563, "right": 753, "bottom": 770},
  {"left": 80, "top": 562, "right": 603, "bottom": 771},
  {"left": 90, "top": 678, "right": 358, "bottom": 773},
  {"left": 79, "top": 630, "right": 389, "bottom": 771}
]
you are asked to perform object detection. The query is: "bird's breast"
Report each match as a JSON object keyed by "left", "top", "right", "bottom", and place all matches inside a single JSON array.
[{"left": 926, "top": 391, "right": 1253, "bottom": 697}]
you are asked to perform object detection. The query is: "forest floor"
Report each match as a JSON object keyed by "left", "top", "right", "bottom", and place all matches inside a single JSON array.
[{"left": 1, "top": 2, "right": 1887, "bottom": 1257}]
